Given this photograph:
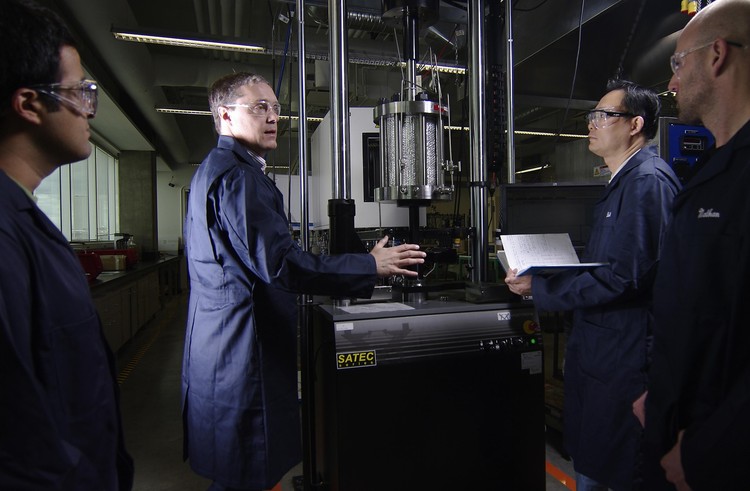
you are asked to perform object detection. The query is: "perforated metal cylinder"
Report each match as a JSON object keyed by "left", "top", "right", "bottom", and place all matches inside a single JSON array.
[{"left": 373, "top": 99, "right": 452, "bottom": 202}]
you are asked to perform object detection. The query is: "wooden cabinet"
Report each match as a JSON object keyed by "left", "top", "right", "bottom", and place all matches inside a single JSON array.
[
  {"left": 91, "top": 256, "right": 181, "bottom": 352},
  {"left": 94, "top": 288, "right": 122, "bottom": 352},
  {"left": 136, "top": 271, "right": 160, "bottom": 328}
]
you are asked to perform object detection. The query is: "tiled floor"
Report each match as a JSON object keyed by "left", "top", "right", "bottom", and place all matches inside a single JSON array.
[{"left": 117, "top": 293, "right": 576, "bottom": 490}]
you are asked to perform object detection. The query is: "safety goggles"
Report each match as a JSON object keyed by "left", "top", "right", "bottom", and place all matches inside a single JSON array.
[
  {"left": 224, "top": 100, "right": 282, "bottom": 117},
  {"left": 585, "top": 109, "right": 634, "bottom": 129},
  {"left": 670, "top": 40, "right": 745, "bottom": 74},
  {"left": 30, "top": 79, "right": 99, "bottom": 117}
]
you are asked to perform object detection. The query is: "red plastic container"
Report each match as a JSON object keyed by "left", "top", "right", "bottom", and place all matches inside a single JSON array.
[{"left": 76, "top": 251, "right": 104, "bottom": 283}]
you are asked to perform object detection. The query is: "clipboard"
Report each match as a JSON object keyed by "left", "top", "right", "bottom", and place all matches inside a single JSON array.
[{"left": 498, "top": 234, "right": 607, "bottom": 276}]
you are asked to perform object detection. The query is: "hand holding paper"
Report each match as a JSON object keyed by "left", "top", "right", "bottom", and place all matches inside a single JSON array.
[{"left": 498, "top": 233, "right": 607, "bottom": 276}]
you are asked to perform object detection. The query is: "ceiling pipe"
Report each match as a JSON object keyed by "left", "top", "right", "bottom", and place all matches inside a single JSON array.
[
  {"left": 234, "top": 0, "right": 247, "bottom": 63},
  {"left": 193, "top": 0, "right": 207, "bottom": 36},
  {"left": 207, "top": 0, "right": 220, "bottom": 37},
  {"left": 234, "top": 0, "right": 245, "bottom": 38},
  {"left": 220, "top": 0, "right": 234, "bottom": 61}
]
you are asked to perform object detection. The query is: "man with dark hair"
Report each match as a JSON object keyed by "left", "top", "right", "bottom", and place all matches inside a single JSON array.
[
  {"left": 506, "top": 80, "right": 680, "bottom": 490},
  {"left": 0, "top": 0, "right": 133, "bottom": 489},
  {"left": 640, "top": 0, "right": 750, "bottom": 489},
  {"left": 182, "top": 71, "right": 426, "bottom": 491}
]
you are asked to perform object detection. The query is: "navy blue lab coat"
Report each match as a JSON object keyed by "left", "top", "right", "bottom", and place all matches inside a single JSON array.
[
  {"left": 0, "top": 171, "right": 133, "bottom": 490},
  {"left": 643, "top": 120, "right": 750, "bottom": 490},
  {"left": 182, "top": 136, "right": 377, "bottom": 489},
  {"left": 530, "top": 146, "right": 680, "bottom": 489}
]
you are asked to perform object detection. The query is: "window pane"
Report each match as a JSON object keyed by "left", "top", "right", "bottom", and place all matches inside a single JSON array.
[
  {"left": 36, "top": 168, "right": 62, "bottom": 230},
  {"left": 96, "top": 147, "right": 110, "bottom": 240},
  {"left": 34, "top": 142, "right": 119, "bottom": 242},
  {"left": 70, "top": 158, "right": 90, "bottom": 240}
]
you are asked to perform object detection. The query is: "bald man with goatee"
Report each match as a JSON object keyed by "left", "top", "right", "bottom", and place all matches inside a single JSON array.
[{"left": 639, "top": 1, "right": 750, "bottom": 489}]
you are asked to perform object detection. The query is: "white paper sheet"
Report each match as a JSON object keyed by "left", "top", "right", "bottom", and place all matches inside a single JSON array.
[{"left": 499, "top": 233, "right": 607, "bottom": 276}]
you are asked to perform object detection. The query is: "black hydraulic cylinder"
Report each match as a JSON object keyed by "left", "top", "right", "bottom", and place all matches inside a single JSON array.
[{"left": 328, "top": 199, "right": 366, "bottom": 254}]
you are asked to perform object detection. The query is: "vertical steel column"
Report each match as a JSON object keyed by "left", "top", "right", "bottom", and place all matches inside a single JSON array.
[
  {"left": 469, "top": 0, "right": 488, "bottom": 283},
  {"left": 296, "top": 2, "right": 317, "bottom": 490},
  {"left": 295, "top": 10, "right": 309, "bottom": 242},
  {"left": 404, "top": 8, "right": 418, "bottom": 101},
  {"left": 297, "top": 2, "right": 309, "bottom": 251},
  {"left": 328, "top": 0, "right": 351, "bottom": 200},
  {"left": 505, "top": 0, "right": 516, "bottom": 182}
]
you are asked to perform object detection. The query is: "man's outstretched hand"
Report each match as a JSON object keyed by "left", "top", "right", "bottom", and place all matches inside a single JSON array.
[{"left": 370, "top": 236, "right": 426, "bottom": 277}]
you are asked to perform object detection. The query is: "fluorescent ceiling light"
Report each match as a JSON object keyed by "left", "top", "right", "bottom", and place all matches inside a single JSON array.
[
  {"left": 394, "top": 61, "right": 466, "bottom": 75},
  {"left": 286, "top": 115, "right": 324, "bottom": 123},
  {"left": 112, "top": 28, "right": 467, "bottom": 75},
  {"left": 515, "top": 163, "right": 551, "bottom": 175},
  {"left": 155, "top": 106, "right": 323, "bottom": 122},
  {"left": 446, "top": 125, "right": 587, "bottom": 138},
  {"left": 154, "top": 108, "right": 586, "bottom": 138},
  {"left": 156, "top": 107, "right": 211, "bottom": 116},
  {"left": 514, "top": 129, "right": 588, "bottom": 138},
  {"left": 113, "top": 29, "right": 265, "bottom": 53}
]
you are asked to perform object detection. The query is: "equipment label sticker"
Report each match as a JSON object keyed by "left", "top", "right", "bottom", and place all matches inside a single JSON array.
[
  {"left": 335, "top": 322, "right": 354, "bottom": 332},
  {"left": 337, "top": 350, "right": 377, "bottom": 369},
  {"left": 521, "top": 351, "right": 542, "bottom": 374}
]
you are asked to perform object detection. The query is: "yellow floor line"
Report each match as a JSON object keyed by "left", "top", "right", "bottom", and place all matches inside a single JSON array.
[{"left": 116, "top": 300, "right": 178, "bottom": 385}]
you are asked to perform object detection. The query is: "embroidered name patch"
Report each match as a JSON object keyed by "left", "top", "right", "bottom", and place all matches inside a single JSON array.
[{"left": 697, "top": 207, "right": 720, "bottom": 219}]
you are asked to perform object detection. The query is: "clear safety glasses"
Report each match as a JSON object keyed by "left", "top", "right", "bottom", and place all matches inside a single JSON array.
[
  {"left": 30, "top": 79, "right": 99, "bottom": 117},
  {"left": 224, "top": 100, "right": 282, "bottom": 117},
  {"left": 585, "top": 109, "right": 634, "bottom": 129},
  {"left": 670, "top": 39, "right": 746, "bottom": 74}
]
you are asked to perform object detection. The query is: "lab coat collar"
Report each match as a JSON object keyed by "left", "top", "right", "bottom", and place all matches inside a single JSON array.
[
  {"left": 216, "top": 136, "right": 267, "bottom": 172},
  {"left": 607, "top": 145, "right": 655, "bottom": 189},
  {"left": 0, "top": 170, "right": 69, "bottom": 246},
  {"left": 608, "top": 147, "right": 642, "bottom": 183}
]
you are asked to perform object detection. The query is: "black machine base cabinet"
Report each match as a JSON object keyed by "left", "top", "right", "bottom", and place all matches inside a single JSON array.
[{"left": 308, "top": 302, "right": 545, "bottom": 491}]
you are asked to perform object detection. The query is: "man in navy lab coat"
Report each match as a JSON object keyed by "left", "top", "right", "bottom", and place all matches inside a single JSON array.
[
  {"left": 638, "top": 1, "right": 750, "bottom": 489},
  {"left": 182, "top": 72, "right": 426, "bottom": 491},
  {"left": 505, "top": 80, "right": 680, "bottom": 490},
  {"left": 0, "top": 0, "right": 133, "bottom": 489}
]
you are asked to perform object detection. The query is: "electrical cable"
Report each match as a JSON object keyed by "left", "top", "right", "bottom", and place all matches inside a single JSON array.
[
  {"left": 614, "top": 0, "right": 648, "bottom": 80},
  {"left": 444, "top": 0, "right": 465, "bottom": 10},
  {"left": 430, "top": 25, "right": 459, "bottom": 64},
  {"left": 551, "top": 0, "right": 586, "bottom": 146},
  {"left": 268, "top": 1, "right": 276, "bottom": 93},
  {"left": 514, "top": 0, "right": 551, "bottom": 13},
  {"left": 275, "top": 6, "right": 293, "bottom": 97}
]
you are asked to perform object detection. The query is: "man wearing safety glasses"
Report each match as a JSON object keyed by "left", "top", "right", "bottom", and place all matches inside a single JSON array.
[
  {"left": 182, "top": 72, "right": 425, "bottom": 491},
  {"left": 641, "top": 1, "right": 750, "bottom": 489},
  {"left": 0, "top": 0, "right": 132, "bottom": 489},
  {"left": 506, "top": 79, "right": 680, "bottom": 491}
]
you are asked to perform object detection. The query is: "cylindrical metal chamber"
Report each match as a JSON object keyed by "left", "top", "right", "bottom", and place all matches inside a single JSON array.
[{"left": 373, "top": 97, "right": 453, "bottom": 202}]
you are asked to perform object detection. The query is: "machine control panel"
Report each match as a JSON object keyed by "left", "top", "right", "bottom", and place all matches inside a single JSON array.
[
  {"left": 681, "top": 134, "right": 708, "bottom": 153},
  {"left": 479, "top": 335, "right": 538, "bottom": 352},
  {"left": 658, "top": 117, "right": 715, "bottom": 184}
]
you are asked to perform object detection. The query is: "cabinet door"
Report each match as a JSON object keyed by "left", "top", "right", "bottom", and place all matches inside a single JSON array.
[{"left": 94, "top": 290, "right": 123, "bottom": 352}]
